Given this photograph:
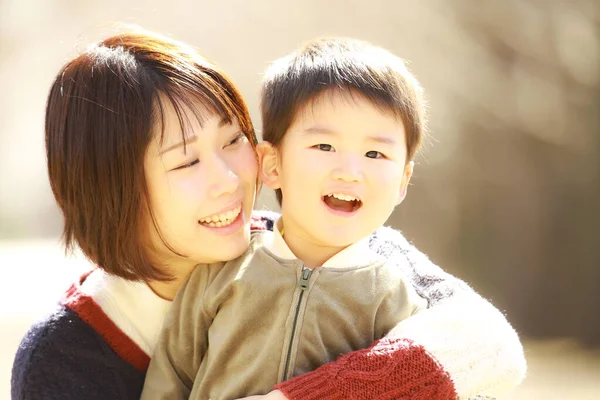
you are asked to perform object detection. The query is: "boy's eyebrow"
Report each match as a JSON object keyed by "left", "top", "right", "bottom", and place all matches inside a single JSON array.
[
  {"left": 304, "top": 125, "right": 398, "bottom": 145},
  {"left": 367, "top": 135, "right": 398, "bottom": 145},
  {"left": 303, "top": 125, "right": 335, "bottom": 134}
]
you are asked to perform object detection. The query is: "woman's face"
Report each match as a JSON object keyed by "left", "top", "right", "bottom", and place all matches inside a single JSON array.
[{"left": 144, "top": 100, "right": 258, "bottom": 274}]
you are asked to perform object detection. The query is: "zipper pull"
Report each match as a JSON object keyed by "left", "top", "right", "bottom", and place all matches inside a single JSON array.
[{"left": 299, "top": 267, "right": 312, "bottom": 290}]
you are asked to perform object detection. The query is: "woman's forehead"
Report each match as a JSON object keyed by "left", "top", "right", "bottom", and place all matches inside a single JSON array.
[
  {"left": 152, "top": 95, "right": 220, "bottom": 144},
  {"left": 152, "top": 108, "right": 241, "bottom": 156}
]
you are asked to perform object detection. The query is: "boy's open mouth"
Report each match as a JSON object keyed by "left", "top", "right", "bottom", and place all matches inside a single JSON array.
[{"left": 323, "top": 193, "right": 362, "bottom": 213}]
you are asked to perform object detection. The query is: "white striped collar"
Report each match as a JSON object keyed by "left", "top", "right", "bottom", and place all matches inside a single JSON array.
[
  {"left": 79, "top": 269, "right": 171, "bottom": 355},
  {"left": 263, "top": 218, "right": 379, "bottom": 268}
]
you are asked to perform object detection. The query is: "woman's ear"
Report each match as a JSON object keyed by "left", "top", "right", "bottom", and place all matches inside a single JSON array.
[
  {"left": 397, "top": 161, "right": 414, "bottom": 205},
  {"left": 256, "top": 142, "right": 281, "bottom": 189}
]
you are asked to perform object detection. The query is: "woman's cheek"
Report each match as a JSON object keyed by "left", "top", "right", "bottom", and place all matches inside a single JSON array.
[
  {"left": 235, "top": 144, "right": 260, "bottom": 180},
  {"left": 173, "top": 176, "right": 208, "bottom": 207}
]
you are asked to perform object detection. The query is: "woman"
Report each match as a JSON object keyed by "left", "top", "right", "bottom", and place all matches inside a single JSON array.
[{"left": 11, "top": 29, "right": 525, "bottom": 400}]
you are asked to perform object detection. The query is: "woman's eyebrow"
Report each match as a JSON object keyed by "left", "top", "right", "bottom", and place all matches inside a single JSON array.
[{"left": 159, "top": 136, "right": 198, "bottom": 155}]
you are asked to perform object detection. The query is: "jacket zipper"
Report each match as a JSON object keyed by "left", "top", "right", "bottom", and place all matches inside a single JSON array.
[{"left": 282, "top": 266, "right": 313, "bottom": 380}]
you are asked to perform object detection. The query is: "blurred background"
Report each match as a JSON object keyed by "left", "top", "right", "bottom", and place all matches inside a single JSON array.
[{"left": 1, "top": 0, "right": 599, "bottom": 398}]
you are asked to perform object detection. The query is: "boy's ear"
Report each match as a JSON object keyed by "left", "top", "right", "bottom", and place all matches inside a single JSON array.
[
  {"left": 256, "top": 142, "right": 282, "bottom": 190},
  {"left": 397, "top": 161, "right": 414, "bottom": 205}
]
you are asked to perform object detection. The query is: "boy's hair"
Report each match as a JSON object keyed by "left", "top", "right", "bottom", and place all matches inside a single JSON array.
[
  {"left": 261, "top": 37, "right": 426, "bottom": 205},
  {"left": 46, "top": 29, "right": 256, "bottom": 281}
]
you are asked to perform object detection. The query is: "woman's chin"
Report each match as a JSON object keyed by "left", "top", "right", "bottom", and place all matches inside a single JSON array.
[{"left": 208, "top": 230, "right": 252, "bottom": 263}]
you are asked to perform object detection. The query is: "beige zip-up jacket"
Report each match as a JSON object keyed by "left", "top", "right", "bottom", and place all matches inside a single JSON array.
[{"left": 142, "top": 230, "right": 427, "bottom": 400}]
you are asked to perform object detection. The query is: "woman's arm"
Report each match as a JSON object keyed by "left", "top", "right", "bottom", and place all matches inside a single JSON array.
[{"left": 273, "top": 226, "right": 526, "bottom": 400}]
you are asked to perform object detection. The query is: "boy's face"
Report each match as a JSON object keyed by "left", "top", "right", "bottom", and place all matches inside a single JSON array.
[{"left": 259, "top": 90, "right": 413, "bottom": 252}]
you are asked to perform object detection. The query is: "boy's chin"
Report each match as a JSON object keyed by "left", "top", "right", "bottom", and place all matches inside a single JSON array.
[{"left": 316, "top": 229, "right": 368, "bottom": 248}]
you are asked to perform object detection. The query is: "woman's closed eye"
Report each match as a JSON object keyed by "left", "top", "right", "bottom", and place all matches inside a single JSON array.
[
  {"left": 225, "top": 133, "right": 247, "bottom": 148},
  {"left": 172, "top": 158, "right": 199, "bottom": 170}
]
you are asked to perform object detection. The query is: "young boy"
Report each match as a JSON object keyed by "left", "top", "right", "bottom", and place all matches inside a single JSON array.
[{"left": 141, "top": 38, "right": 518, "bottom": 400}]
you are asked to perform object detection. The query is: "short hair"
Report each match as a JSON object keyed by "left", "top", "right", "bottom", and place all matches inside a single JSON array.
[
  {"left": 261, "top": 37, "right": 426, "bottom": 205},
  {"left": 46, "top": 29, "right": 256, "bottom": 281}
]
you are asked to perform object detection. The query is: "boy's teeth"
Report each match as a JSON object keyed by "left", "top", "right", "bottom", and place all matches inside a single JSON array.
[
  {"left": 200, "top": 205, "right": 242, "bottom": 226},
  {"left": 328, "top": 193, "right": 357, "bottom": 202}
]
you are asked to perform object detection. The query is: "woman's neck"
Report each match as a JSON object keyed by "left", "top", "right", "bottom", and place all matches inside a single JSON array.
[
  {"left": 146, "top": 276, "right": 185, "bottom": 301},
  {"left": 146, "top": 258, "right": 197, "bottom": 301}
]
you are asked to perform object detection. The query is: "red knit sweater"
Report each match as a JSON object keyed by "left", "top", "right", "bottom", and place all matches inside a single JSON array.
[{"left": 276, "top": 337, "right": 456, "bottom": 399}]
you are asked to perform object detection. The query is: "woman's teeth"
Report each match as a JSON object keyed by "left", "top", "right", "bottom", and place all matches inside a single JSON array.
[{"left": 199, "top": 204, "right": 242, "bottom": 227}]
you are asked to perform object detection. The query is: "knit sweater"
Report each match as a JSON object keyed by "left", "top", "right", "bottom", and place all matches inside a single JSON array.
[{"left": 11, "top": 212, "right": 526, "bottom": 400}]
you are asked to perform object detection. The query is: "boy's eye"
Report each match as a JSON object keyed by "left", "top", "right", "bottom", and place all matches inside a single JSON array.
[
  {"left": 173, "top": 159, "right": 199, "bottom": 171},
  {"left": 366, "top": 150, "right": 384, "bottom": 159},
  {"left": 314, "top": 144, "right": 334, "bottom": 152}
]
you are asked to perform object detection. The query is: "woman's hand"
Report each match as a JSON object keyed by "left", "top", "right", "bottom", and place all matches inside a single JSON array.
[{"left": 234, "top": 390, "right": 288, "bottom": 400}]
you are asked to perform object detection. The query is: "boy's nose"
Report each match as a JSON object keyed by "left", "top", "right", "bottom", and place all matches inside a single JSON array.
[{"left": 332, "top": 158, "right": 363, "bottom": 182}]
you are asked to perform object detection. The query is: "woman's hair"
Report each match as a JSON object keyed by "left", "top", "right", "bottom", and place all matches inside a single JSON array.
[{"left": 46, "top": 29, "right": 256, "bottom": 281}]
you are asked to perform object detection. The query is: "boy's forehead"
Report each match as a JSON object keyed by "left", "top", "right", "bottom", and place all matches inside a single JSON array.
[{"left": 294, "top": 89, "right": 402, "bottom": 127}]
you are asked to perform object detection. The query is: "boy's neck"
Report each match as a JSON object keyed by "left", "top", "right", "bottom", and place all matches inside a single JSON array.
[
  {"left": 284, "top": 236, "right": 344, "bottom": 268},
  {"left": 278, "top": 218, "right": 348, "bottom": 268}
]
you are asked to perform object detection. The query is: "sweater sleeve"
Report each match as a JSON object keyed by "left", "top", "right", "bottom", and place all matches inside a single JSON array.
[{"left": 275, "top": 226, "right": 526, "bottom": 400}]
